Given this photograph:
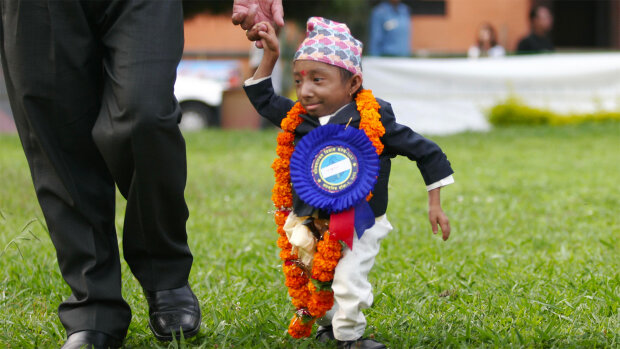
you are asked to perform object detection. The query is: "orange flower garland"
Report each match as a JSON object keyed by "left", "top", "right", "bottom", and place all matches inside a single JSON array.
[
  {"left": 272, "top": 90, "right": 385, "bottom": 338},
  {"left": 356, "top": 89, "right": 385, "bottom": 156}
]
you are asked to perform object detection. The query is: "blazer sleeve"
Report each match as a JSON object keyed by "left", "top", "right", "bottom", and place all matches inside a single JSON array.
[
  {"left": 379, "top": 100, "right": 454, "bottom": 185},
  {"left": 243, "top": 77, "right": 295, "bottom": 128}
]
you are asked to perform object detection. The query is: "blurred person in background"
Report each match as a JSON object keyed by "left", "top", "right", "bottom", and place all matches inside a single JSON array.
[
  {"left": 468, "top": 23, "right": 506, "bottom": 59},
  {"left": 516, "top": 5, "right": 554, "bottom": 54},
  {"left": 368, "top": 0, "right": 412, "bottom": 56}
]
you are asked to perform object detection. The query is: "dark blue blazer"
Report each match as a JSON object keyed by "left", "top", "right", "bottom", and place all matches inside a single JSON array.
[{"left": 244, "top": 78, "right": 453, "bottom": 217}]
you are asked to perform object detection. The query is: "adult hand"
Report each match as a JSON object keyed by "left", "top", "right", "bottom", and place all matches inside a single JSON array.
[{"left": 232, "top": 0, "right": 284, "bottom": 37}]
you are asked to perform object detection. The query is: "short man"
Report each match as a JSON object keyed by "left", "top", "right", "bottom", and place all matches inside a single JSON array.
[
  {"left": 0, "top": 0, "right": 282, "bottom": 348},
  {"left": 516, "top": 5, "right": 555, "bottom": 54}
]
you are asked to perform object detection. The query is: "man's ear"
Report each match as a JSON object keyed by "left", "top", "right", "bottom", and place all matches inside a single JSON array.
[{"left": 350, "top": 74, "right": 363, "bottom": 95}]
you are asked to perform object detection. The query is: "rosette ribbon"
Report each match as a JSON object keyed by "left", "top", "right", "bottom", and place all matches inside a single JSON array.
[{"left": 290, "top": 124, "right": 379, "bottom": 249}]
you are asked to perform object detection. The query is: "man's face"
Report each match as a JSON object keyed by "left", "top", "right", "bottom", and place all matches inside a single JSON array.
[
  {"left": 534, "top": 7, "right": 553, "bottom": 34},
  {"left": 293, "top": 60, "right": 355, "bottom": 118}
]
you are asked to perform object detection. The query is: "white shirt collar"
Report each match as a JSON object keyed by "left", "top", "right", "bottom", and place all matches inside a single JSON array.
[{"left": 317, "top": 104, "right": 350, "bottom": 125}]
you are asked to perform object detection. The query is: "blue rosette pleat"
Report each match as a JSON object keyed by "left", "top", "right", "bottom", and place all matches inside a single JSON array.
[{"left": 290, "top": 124, "right": 380, "bottom": 214}]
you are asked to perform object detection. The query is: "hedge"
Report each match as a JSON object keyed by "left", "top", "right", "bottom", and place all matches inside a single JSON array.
[{"left": 487, "top": 96, "right": 620, "bottom": 126}]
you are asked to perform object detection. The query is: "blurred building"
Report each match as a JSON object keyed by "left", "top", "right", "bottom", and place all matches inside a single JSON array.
[
  {"left": 542, "top": 0, "right": 620, "bottom": 50},
  {"left": 181, "top": 0, "right": 620, "bottom": 132},
  {"left": 411, "top": 0, "right": 529, "bottom": 55},
  {"left": 184, "top": 0, "right": 620, "bottom": 59},
  {"left": 411, "top": 0, "right": 620, "bottom": 55}
]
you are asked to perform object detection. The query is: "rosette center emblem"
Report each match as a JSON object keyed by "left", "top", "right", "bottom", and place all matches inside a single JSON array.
[{"left": 312, "top": 146, "right": 359, "bottom": 193}]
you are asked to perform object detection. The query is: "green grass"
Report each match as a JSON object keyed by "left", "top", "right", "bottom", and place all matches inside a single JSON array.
[{"left": 1, "top": 123, "right": 619, "bottom": 348}]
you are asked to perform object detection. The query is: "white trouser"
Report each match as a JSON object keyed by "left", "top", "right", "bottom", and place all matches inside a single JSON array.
[{"left": 316, "top": 215, "right": 393, "bottom": 340}]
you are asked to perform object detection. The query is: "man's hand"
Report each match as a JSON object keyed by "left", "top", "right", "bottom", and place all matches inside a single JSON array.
[
  {"left": 428, "top": 188, "right": 451, "bottom": 241},
  {"left": 232, "top": 0, "right": 284, "bottom": 46}
]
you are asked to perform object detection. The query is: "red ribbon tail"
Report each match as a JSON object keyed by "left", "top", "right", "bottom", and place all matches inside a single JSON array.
[{"left": 329, "top": 208, "right": 355, "bottom": 249}]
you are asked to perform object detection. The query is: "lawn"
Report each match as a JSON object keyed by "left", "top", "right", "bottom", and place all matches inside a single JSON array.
[{"left": 0, "top": 123, "right": 618, "bottom": 348}]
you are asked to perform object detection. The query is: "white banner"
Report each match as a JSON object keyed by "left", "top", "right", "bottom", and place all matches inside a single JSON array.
[{"left": 363, "top": 53, "right": 620, "bottom": 135}]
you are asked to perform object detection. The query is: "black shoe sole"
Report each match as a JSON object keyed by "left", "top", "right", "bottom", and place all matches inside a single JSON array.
[
  {"left": 148, "top": 319, "right": 201, "bottom": 342},
  {"left": 316, "top": 326, "right": 335, "bottom": 342}
]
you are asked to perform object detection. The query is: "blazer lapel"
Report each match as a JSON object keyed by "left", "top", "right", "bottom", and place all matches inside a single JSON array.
[
  {"left": 299, "top": 113, "right": 320, "bottom": 126},
  {"left": 295, "top": 102, "right": 361, "bottom": 135},
  {"left": 296, "top": 113, "right": 320, "bottom": 135},
  {"left": 327, "top": 102, "right": 360, "bottom": 125}
]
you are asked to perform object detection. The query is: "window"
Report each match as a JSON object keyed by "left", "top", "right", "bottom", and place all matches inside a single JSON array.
[
  {"left": 409, "top": 0, "right": 446, "bottom": 16},
  {"left": 370, "top": 0, "right": 446, "bottom": 16}
]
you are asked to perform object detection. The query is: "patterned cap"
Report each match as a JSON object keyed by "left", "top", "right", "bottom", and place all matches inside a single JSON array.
[{"left": 294, "top": 17, "right": 363, "bottom": 76}]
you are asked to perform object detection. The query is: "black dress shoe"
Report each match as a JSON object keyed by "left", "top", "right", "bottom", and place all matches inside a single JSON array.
[
  {"left": 144, "top": 283, "right": 201, "bottom": 341},
  {"left": 61, "top": 330, "right": 123, "bottom": 349},
  {"left": 337, "top": 337, "right": 386, "bottom": 349},
  {"left": 316, "top": 325, "right": 335, "bottom": 342}
]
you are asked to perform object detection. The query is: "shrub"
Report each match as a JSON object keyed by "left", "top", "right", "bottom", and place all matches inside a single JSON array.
[{"left": 487, "top": 96, "right": 620, "bottom": 126}]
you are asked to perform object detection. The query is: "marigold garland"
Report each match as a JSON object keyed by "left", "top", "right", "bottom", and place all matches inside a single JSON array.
[
  {"left": 356, "top": 90, "right": 385, "bottom": 155},
  {"left": 272, "top": 90, "right": 385, "bottom": 338}
]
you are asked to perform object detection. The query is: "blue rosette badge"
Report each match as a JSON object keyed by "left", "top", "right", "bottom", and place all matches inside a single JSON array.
[{"left": 290, "top": 124, "right": 380, "bottom": 249}]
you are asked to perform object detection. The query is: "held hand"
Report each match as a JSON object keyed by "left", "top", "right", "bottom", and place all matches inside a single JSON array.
[
  {"left": 254, "top": 22, "right": 280, "bottom": 58},
  {"left": 232, "top": 0, "right": 284, "bottom": 37},
  {"left": 251, "top": 22, "right": 280, "bottom": 79},
  {"left": 429, "top": 206, "right": 451, "bottom": 241}
]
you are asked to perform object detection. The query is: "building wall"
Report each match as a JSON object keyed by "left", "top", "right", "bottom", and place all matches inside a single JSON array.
[
  {"left": 184, "top": 14, "right": 251, "bottom": 56},
  {"left": 412, "top": 0, "right": 531, "bottom": 54},
  {"left": 183, "top": 0, "right": 566, "bottom": 57}
]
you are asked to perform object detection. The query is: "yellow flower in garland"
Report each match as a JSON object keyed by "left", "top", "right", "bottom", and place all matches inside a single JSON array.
[{"left": 272, "top": 92, "right": 384, "bottom": 338}]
